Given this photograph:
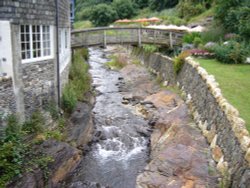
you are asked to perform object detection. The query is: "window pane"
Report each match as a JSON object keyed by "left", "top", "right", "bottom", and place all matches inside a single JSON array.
[
  {"left": 47, "top": 49, "right": 51, "bottom": 56},
  {"left": 26, "top": 25, "right": 29, "bottom": 32},
  {"left": 32, "top": 25, "right": 36, "bottom": 33},
  {"left": 26, "top": 34, "right": 30, "bottom": 42},
  {"left": 26, "top": 42, "right": 30, "bottom": 50},
  {"left": 26, "top": 51, "right": 31, "bottom": 59},
  {"left": 65, "top": 31, "right": 68, "bottom": 48},
  {"left": 21, "top": 25, "right": 25, "bottom": 33},
  {"left": 21, "top": 34, "right": 25, "bottom": 43},
  {"left": 21, "top": 25, "right": 31, "bottom": 60},
  {"left": 33, "top": 34, "right": 36, "bottom": 41},
  {"left": 22, "top": 52, "right": 26, "bottom": 59},
  {"left": 21, "top": 43, "right": 25, "bottom": 50},
  {"left": 33, "top": 50, "right": 37, "bottom": 58}
]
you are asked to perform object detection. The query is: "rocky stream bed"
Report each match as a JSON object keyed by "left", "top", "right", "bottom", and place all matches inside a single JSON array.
[{"left": 8, "top": 47, "right": 219, "bottom": 188}]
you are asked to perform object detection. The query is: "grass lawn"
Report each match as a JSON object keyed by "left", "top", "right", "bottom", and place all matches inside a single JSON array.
[
  {"left": 73, "top": 21, "right": 93, "bottom": 29},
  {"left": 194, "top": 58, "right": 250, "bottom": 131}
]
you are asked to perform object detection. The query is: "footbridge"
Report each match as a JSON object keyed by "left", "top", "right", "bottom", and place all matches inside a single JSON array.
[{"left": 71, "top": 27, "right": 186, "bottom": 49}]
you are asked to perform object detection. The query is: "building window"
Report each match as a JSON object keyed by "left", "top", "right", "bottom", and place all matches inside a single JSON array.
[
  {"left": 65, "top": 30, "right": 68, "bottom": 49},
  {"left": 59, "top": 29, "right": 62, "bottom": 54},
  {"left": 20, "top": 25, "right": 53, "bottom": 62},
  {"left": 43, "top": 26, "right": 51, "bottom": 56},
  {"left": 59, "top": 28, "right": 70, "bottom": 58}
]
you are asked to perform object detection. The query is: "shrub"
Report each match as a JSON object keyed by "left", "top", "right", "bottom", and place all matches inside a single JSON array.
[
  {"left": 133, "top": 0, "right": 149, "bottom": 9},
  {"left": 62, "top": 83, "right": 77, "bottom": 113},
  {"left": 45, "top": 130, "right": 63, "bottom": 141},
  {"left": 173, "top": 51, "right": 190, "bottom": 74},
  {"left": 201, "top": 24, "right": 226, "bottom": 43},
  {"left": 215, "top": 0, "right": 250, "bottom": 41},
  {"left": 63, "top": 48, "right": 91, "bottom": 113},
  {"left": 73, "top": 21, "right": 93, "bottom": 30},
  {"left": 0, "top": 141, "right": 27, "bottom": 187},
  {"left": 142, "top": 44, "right": 158, "bottom": 53},
  {"left": 112, "top": 0, "right": 137, "bottom": 19},
  {"left": 183, "top": 32, "right": 201, "bottom": 44},
  {"left": 22, "top": 111, "right": 45, "bottom": 134},
  {"left": 46, "top": 102, "right": 59, "bottom": 120},
  {"left": 162, "top": 16, "right": 186, "bottom": 26},
  {"left": 177, "top": 2, "right": 206, "bottom": 19},
  {"left": 105, "top": 54, "right": 127, "bottom": 69},
  {"left": 89, "top": 4, "right": 118, "bottom": 26},
  {"left": 193, "top": 37, "right": 203, "bottom": 47},
  {"left": 70, "top": 49, "right": 91, "bottom": 100},
  {"left": 4, "top": 115, "right": 22, "bottom": 142},
  {"left": 0, "top": 115, "right": 27, "bottom": 187},
  {"left": 79, "top": 48, "right": 89, "bottom": 60},
  {"left": 149, "top": 0, "right": 179, "bottom": 11},
  {"left": 212, "top": 41, "right": 248, "bottom": 64}
]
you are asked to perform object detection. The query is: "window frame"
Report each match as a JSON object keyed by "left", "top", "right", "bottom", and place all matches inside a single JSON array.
[{"left": 21, "top": 25, "right": 54, "bottom": 64}]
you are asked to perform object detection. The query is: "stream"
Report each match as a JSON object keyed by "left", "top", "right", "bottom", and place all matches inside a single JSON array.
[{"left": 65, "top": 48, "right": 151, "bottom": 188}]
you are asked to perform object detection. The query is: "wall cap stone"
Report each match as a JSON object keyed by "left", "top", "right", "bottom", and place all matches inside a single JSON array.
[{"left": 185, "top": 57, "right": 250, "bottom": 164}]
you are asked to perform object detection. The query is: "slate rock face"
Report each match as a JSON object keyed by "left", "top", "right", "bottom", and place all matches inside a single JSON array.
[
  {"left": 120, "top": 62, "right": 218, "bottom": 187},
  {"left": 136, "top": 91, "right": 218, "bottom": 188},
  {"left": 7, "top": 140, "right": 81, "bottom": 188},
  {"left": 66, "top": 101, "right": 94, "bottom": 149}
]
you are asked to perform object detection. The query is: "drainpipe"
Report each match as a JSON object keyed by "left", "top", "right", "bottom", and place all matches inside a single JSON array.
[{"left": 55, "top": 0, "right": 61, "bottom": 109}]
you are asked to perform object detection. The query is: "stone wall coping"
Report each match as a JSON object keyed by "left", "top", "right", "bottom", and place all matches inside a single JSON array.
[
  {"left": 185, "top": 57, "right": 250, "bottom": 165},
  {"left": 0, "top": 76, "right": 12, "bottom": 83}
]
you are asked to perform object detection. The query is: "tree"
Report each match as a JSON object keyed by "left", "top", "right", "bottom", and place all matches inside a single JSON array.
[
  {"left": 215, "top": 0, "right": 250, "bottom": 40},
  {"left": 149, "top": 0, "right": 179, "bottom": 11},
  {"left": 89, "top": 4, "right": 118, "bottom": 26},
  {"left": 133, "top": 0, "right": 149, "bottom": 9},
  {"left": 112, "top": 0, "right": 137, "bottom": 19}
]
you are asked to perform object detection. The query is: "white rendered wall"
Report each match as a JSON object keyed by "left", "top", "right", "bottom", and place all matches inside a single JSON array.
[
  {"left": 0, "top": 21, "right": 13, "bottom": 77},
  {"left": 60, "top": 27, "right": 71, "bottom": 73}
]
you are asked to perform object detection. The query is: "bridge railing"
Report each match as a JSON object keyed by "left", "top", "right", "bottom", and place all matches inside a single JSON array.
[{"left": 71, "top": 27, "right": 186, "bottom": 48}]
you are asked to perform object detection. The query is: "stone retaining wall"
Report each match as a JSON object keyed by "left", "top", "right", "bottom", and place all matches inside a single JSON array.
[
  {"left": 0, "top": 77, "right": 16, "bottom": 116},
  {"left": 131, "top": 48, "right": 176, "bottom": 85},
  {"left": 131, "top": 48, "right": 250, "bottom": 187}
]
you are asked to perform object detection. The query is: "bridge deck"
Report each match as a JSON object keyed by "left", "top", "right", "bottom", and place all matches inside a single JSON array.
[{"left": 71, "top": 27, "right": 186, "bottom": 48}]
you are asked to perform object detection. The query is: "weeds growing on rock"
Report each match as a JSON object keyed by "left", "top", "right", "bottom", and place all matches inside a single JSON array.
[
  {"left": 142, "top": 44, "right": 158, "bottom": 53},
  {"left": 62, "top": 48, "right": 91, "bottom": 113},
  {"left": 173, "top": 51, "right": 190, "bottom": 74},
  {"left": 105, "top": 54, "right": 127, "bottom": 69}
]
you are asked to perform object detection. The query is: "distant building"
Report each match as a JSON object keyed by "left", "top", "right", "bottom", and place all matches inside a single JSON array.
[
  {"left": 70, "top": 0, "right": 76, "bottom": 25},
  {"left": 0, "top": 0, "right": 72, "bottom": 120}
]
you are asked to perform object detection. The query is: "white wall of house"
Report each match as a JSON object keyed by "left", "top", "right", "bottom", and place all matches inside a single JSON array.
[
  {"left": 59, "top": 27, "right": 71, "bottom": 73},
  {"left": 0, "top": 21, "right": 13, "bottom": 77}
]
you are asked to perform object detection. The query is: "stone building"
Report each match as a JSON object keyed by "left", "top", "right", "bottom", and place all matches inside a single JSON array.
[{"left": 0, "top": 0, "right": 72, "bottom": 120}]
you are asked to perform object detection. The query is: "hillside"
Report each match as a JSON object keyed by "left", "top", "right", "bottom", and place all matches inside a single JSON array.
[{"left": 75, "top": 0, "right": 215, "bottom": 28}]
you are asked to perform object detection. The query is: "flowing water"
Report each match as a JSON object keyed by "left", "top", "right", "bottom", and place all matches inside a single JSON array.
[{"left": 65, "top": 48, "right": 150, "bottom": 188}]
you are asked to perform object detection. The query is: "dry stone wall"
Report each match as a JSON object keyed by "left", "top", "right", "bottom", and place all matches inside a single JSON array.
[
  {"left": 22, "top": 60, "right": 55, "bottom": 116},
  {"left": 131, "top": 48, "right": 250, "bottom": 187},
  {"left": 131, "top": 48, "right": 176, "bottom": 85},
  {"left": 0, "top": 77, "right": 16, "bottom": 115}
]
